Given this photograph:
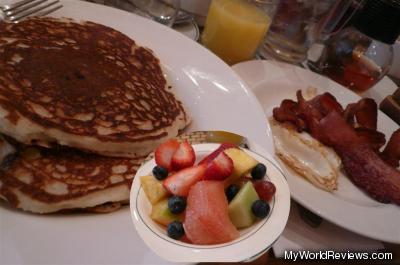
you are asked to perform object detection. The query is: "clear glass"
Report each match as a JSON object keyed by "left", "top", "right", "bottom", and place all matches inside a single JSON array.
[
  {"left": 259, "top": 0, "right": 335, "bottom": 64},
  {"left": 201, "top": 0, "right": 277, "bottom": 65},
  {"left": 306, "top": 0, "right": 365, "bottom": 72},
  {"left": 129, "top": 0, "right": 180, "bottom": 27},
  {"left": 316, "top": 27, "right": 393, "bottom": 92},
  {"left": 314, "top": 0, "right": 364, "bottom": 42}
]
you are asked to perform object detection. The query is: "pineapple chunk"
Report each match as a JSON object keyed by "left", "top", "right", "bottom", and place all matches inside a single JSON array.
[
  {"left": 140, "top": 175, "right": 168, "bottom": 204},
  {"left": 151, "top": 199, "right": 183, "bottom": 226},
  {"left": 224, "top": 148, "right": 258, "bottom": 179}
]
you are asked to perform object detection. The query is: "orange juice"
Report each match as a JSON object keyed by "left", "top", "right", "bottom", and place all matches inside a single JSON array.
[{"left": 202, "top": 0, "right": 272, "bottom": 65}]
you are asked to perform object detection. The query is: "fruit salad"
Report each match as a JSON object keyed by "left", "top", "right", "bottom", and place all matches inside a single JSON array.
[{"left": 140, "top": 140, "right": 276, "bottom": 245}]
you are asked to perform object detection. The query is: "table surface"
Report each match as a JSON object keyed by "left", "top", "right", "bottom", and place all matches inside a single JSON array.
[{"left": 201, "top": 242, "right": 400, "bottom": 264}]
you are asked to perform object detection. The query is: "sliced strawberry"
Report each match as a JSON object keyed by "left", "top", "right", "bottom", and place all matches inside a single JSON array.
[
  {"left": 203, "top": 152, "right": 233, "bottom": 181},
  {"left": 171, "top": 141, "right": 195, "bottom": 170},
  {"left": 155, "top": 139, "right": 180, "bottom": 171},
  {"left": 199, "top": 143, "right": 237, "bottom": 165},
  {"left": 163, "top": 164, "right": 206, "bottom": 197}
]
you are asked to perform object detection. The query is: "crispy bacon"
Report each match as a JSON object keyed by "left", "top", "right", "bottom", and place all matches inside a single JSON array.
[
  {"left": 272, "top": 90, "right": 400, "bottom": 205},
  {"left": 273, "top": 91, "right": 344, "bottom": 133},
  {"left": 381, "top": 129, "right": 400, "bottom": 168},
  {"left": 308, "top": 92, "right": 344, "bottom": 116},
  {"left": 273, "top": 99, "right": 307, "bottom": 132},
  {"left": 274, "top": 91, "right": 386, "bottom": 151},
  {"left": 318, "top": 112, "right": 400, "bottom": 204},
  {"left": 343, "top": 103, "right": 357, "bottom": 126},
  {"left": 342, "top": 99, "right": 383, "bottom": 152},
  {"left": 355, "top": 98, "right": 378, "bottom": 130},
  {"left": 354, "top": 127, "right": 386, "bottom": 152},
  {"left": 273, "top": 99, "right": 299, "bottom": 123},
  {"left": 295, "top": 91, "right": 324, "bottom": 139},
  {"left": 343, "top": 98, "right": 378, "bottom": 130}
]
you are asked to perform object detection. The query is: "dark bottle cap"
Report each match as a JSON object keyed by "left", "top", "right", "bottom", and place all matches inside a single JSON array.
[{"left": 353, "top": 0, "right": 400, "bottom": 44}]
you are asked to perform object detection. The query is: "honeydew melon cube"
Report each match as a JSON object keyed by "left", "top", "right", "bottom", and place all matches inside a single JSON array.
[{"left": 228, "top": 181, "right": 259, "bottom": 228}]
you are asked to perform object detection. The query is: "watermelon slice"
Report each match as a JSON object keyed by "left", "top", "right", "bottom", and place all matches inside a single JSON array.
[{"left": 184, "top": 181, "right": 239, "bottom": 245}]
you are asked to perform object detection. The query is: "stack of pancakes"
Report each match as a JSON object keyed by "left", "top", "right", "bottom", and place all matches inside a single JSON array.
[{"left": 0, "top": 17, "right": 190, "bottom": 213}]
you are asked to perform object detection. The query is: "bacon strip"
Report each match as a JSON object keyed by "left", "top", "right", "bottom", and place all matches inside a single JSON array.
[
  {"left": 273, "top": 99, "right": 308, "bottom": 132},
  {"left": 273, "top": 99, "right": 300, "bottom": 124},
  {"left": 343, "top": 98, "right": 378, "bottom": 130},
  {"left": 273, "top": 90, "right": 400, "bottom": 205},
  {"left": 354, "top": 127, "right": 386, "bottom": 152},
  {"left": 273, "top": 91, "right": 387, "bottom": 152},
  {"left": 343, "top": 103, "right": 357, "bottom": 126},
  {"left": 354, "top": 98, "right": 378, "bottom": 130},
  {"left": 309, "top": 92, "right": 344, "bottom": 116},
  {"left": 318, "top": 112, "right": 400, "bottom": 204},
  {"left": 381, "top": 129, "right": 400, "bottom": 168}
]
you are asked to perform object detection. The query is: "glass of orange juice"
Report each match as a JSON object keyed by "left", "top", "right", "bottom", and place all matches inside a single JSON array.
[{"left": 201, "top": 0, "right": 277, "bottom": 65}]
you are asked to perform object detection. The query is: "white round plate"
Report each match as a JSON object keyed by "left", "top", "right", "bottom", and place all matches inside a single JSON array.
[
  {"left": 0, "top": 1, "right": 272, "bottom": 264},
  {"left": 130, "top": 143, "right": 290, "bottom": 263},
  {"left": 232, "top": 60, "right": 400, "bottom": 244}
]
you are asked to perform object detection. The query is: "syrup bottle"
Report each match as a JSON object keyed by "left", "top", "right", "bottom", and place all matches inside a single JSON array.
[{"left": 317, "top": 0, "right": 400, "bottom": 92}]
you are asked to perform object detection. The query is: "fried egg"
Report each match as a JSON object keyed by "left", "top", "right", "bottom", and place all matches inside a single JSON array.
[{"left": 269, "top": 118, "right": 341, "bottom": 192}]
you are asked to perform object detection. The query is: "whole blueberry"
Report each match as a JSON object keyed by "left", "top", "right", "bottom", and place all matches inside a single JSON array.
[
  {"left": 152, "top": 166, "right": 168, "bottom": 180},
  {"left": 251, "top": 200, "right": 270, "bottom": 218},
  {"left": 167, "top": 221, "right": 185, "bottom": 240},
  {"left": 225, "top": 184, "right": 239, "bottom": 202},
  {"left": 251, "top": 163, "right": 267, "bottom": 180},
  {"left": 168, "top": 196, "right": 186, "bottom": 214}
]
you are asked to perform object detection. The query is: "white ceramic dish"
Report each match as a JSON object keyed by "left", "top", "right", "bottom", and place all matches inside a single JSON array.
[
  {"left": 130, "top": 143, "right": 290, "bottom": 262},
  {"left": 232, "top": 60, "right": 400, "bottom": 244},
  {"left": 0, "top": 1, "right": 273, "bottom": 264}
]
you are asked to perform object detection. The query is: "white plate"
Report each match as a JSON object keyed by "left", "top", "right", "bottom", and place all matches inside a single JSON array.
[
  {"left": 232, "top": 60, "right": 400, "bottom": 244},
  {"left": 0, "top": 1, "right": 272, "bottom": 264},
  {"left": 130, "top": 143, "right": 290, "bottom": 263}
]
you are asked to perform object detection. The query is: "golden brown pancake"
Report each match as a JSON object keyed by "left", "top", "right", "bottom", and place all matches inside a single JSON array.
[
  {"left": 0, "top": 17, "right": 190, "bottom": 158},
  {"left": 0, "top": 137, "right": 143, "bottom": 214}
]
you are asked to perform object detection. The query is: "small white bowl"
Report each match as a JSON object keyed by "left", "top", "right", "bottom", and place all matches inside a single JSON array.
[{"left": 130, "top": 143, "right": 290, "bottom": 263}]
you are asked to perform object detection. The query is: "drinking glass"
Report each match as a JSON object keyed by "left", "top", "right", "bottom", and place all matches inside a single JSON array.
[
  {"left": 259, "top": 0, "right": 335, "bottom": 64},
  {"left": 307, "top": 0, "right": 365, "bottom": 72},
  {"left": 315, "top": 0, "right": 364, "bottom": 42},
  {"left": 129, "top": 0, "right": 180, "bottom": 27},
  {"left": 201, "top": 0, "right": 277, "bottom": 65}
]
